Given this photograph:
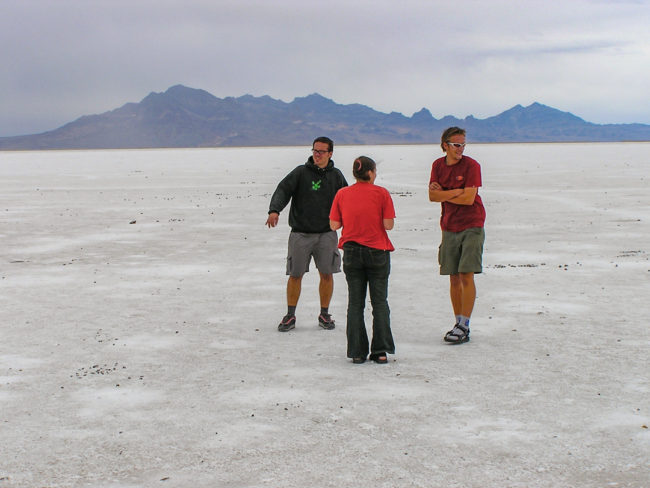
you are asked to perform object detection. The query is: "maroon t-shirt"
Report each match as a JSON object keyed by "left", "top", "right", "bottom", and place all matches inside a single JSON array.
[{"left": 429, "top": 155, "right": 486, "bottom": 232}]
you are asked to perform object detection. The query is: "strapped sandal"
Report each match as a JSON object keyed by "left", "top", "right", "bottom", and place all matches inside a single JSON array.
[{"left": 444, "top": 323, "right": 470, "bottom": 344}]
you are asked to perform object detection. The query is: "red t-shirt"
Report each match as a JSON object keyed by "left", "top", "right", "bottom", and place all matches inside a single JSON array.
[
  {"left": 429, "top": 155, "right": 486, "bottom": 232},
  {"left": 329, "top": 182, "right": 395, "bottom": 251}
]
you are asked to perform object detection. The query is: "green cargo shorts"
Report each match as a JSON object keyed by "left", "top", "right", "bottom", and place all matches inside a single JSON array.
[{"left": 438, "top": 227, "right": 485, "bottom": 275}]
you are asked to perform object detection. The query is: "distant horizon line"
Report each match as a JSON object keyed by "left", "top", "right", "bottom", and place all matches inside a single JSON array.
[{"left": 2, "top": 140, "right": 649, "bottom": 153}]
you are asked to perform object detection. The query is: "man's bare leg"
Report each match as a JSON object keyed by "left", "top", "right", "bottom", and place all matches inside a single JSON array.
[
  {"left": 278, "top": 276, "right": 302, "bottom": 331},
  {"left": 445, "top": 272, "right": 475, "bottom": 343},
  {"left": 287, "top": 275, "right": 302, "bottom": 307},
  {"left": 317, "top": 272, "right": 336, "bottom": 329},
  {"left": 318, "top": 272, "right": 333, "bottom": 309}
]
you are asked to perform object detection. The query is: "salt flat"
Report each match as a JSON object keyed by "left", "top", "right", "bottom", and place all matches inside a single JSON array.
[{"left": 1, "top": 143, "right": 648, "bottom": 487}]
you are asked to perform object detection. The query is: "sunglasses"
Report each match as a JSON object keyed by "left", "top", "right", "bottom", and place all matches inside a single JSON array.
[{"left": 447, "top": 142, "right": 466, "bottom": 148}]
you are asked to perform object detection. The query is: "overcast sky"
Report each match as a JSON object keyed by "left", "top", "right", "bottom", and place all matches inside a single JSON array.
[{"left": 2, "top": 0, "right": 649, "bottom": 137}]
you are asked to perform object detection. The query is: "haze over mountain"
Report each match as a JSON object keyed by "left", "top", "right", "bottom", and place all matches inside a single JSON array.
[{"left": 1, "top": 85, "right": 649, "bottom": 150}]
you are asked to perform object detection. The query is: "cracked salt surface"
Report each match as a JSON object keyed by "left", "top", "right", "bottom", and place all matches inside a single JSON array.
[{"left": 1, "top": 143, "right": 648, "bottom": 487}]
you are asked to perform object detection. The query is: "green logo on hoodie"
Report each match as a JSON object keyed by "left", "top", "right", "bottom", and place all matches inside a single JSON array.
[{"left": 311, "top": 180, "right": 322, "bottom": 191}]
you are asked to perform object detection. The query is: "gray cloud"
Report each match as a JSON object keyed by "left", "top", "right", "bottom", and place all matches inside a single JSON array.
[{"left": 1, "top": 0, "right": 649, "bottom": 136}]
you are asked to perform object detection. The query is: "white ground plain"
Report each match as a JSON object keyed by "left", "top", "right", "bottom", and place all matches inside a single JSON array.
[{"left": 0, "top": 143, "right": 648, "bottom": 488}]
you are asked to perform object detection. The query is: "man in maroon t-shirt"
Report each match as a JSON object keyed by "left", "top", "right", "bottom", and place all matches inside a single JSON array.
[{"left": 428, "top": 127, "right": 486, "bottom": 344}]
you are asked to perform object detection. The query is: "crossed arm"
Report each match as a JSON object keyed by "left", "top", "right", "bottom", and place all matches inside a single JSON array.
[{"left": 428, "top": 182, "right": 477, "bottom": 205}]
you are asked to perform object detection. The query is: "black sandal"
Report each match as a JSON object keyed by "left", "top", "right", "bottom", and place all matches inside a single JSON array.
[
  {"left": 444, "top": 323, "right": 470, "bottom": 344},
  {"left": 370, "top": 353, "right": 388, "bottom": 364}
]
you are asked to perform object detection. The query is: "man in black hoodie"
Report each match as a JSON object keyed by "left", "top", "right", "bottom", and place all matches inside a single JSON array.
[{"left": 266, "top": 136, "right": 348, "bottom": 332}]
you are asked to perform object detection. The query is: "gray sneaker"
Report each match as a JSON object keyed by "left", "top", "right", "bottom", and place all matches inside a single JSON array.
[
  {"left": 278, "top": 314, "right": 296, "bottom": 332},
  {"left": 318, "top": 312, "right": 335, "bottom": 330}
]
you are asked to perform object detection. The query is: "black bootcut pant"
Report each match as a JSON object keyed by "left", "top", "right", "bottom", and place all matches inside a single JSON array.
[{"left": 342, "top": 242, "right": 395, "bottom": 359}]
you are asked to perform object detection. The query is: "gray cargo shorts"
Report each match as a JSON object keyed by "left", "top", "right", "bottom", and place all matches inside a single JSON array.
[{"left": 286, "top": 230, "right": 341, "bottom": 277}]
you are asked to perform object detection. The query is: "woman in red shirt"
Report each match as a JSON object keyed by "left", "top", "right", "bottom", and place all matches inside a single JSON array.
[{"left": 330, "top": 156, "right": 396, "bottom": 364}]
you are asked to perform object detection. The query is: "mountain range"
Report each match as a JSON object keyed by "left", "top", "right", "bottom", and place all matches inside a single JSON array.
[{"left": 1, "top": 84, "right": 649, "bottom": 150}]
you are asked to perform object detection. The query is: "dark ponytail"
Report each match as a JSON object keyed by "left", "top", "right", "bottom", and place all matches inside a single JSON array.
[{"left": 352, "top": 156, "right": 376, "bottom": 181}]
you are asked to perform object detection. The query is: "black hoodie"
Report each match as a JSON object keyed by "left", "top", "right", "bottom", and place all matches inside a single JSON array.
[{"left": 268, "top": 156, "right": 348, "bottom": 233}]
